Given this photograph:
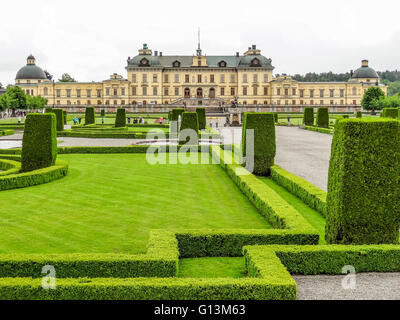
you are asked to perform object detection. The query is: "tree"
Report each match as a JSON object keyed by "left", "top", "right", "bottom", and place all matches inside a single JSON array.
[
  {"left": 4, "top": 86, "right": 27, "bottom": 112},
  {"left": 58, "top": 73, "right": 76, "bottom": 82},
  {"left": 0, "top": 93, "right": 11, "bottom": 111},
  {"left": 26, "top": 95, "right": 48, "bottom": 110},
  {"left": 361, "top": 87, "right": 385, "bottom": 113}
]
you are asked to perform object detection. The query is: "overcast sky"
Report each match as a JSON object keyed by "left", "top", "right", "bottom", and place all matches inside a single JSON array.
[{"left": 0, "top": 0, "right": 399, "bottom": 85}]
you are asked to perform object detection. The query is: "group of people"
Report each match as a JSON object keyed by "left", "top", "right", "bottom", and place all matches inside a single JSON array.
[{"left": 73, "top": 117, "right": 82, "bottom": 125}]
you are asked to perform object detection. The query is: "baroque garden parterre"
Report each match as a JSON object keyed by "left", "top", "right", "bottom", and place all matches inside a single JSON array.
[{"left": 0, "top": 103, "right": 400, "bottom": 300}]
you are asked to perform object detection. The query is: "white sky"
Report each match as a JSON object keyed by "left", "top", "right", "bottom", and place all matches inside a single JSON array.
[{"left": 0, "top": 0, "right": 399, "bottom": 85}]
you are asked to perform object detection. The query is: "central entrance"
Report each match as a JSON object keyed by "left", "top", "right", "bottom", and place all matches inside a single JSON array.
[
  {"left": 209, "top": 88, "right": 216, "bottom": 99},
  {"left": 197, "top": 88, "right": 203, "bottom": 98},
  {"left": 184, "top": 88, "right": 190, "bottom": 98}
]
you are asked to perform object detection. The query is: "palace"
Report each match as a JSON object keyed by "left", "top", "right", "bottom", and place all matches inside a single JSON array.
[{"left": 15, "top": 44, "right": 386, "bottom": 113}]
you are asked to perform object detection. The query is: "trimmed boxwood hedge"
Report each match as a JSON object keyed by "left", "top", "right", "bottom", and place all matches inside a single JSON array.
[
  {"left": 101, "top": 109, "right": 105, "bottom": 117},
  {"left": 381, "top": 107, "right": 398, "bottom": 119},
  {"left": 171, "top": 108, "right": 185, "bottom": 121},
  {"left": 196, "top": 107, "right": 206, "bottom": 130},
  {"left": 304, "top": 126, "right": 333, "bottom": 134},
  {"left": 0, "top": 159, "right": 21, "bottom": 176},
  {"left": 115, "top": 108, "right": 126, "bottom": 127},
  {"left": 21, "top": 113, "right": 57, "bottom": 172},
  {"left": 242, "top": 113, "right": 276, "bottom": 176},
  {"left": 356, "top": 111, "right": 362, "bottom": 118},
  {"left": 52, "top": 108, "right": 65, "bottom": 131},
  {"left": 85, "top": 107, "right": 95, "bottom": 125},
  {"left": 326, "top": 119, "right": 400, "bottom": 244},
  {"left": 0, "top": 129, "right": 14, "bottom": 136},
  {"left": 179, "top": 112, "right": 199, "bottom": 144},
  {"left": 63, "top": 110, "right": 67, "bottom": 125},
  {"left": 303, "top": 107, "right": 314, "bottom": 126},
  {"left": 316, "top": 107, "right": 329, "bottom": 128}
]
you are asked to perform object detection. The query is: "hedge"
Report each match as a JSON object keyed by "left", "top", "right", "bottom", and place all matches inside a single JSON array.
[
  {"left": 21, "top": 113, "right": 57, "bottom": 172},
  {"left": 242, "top": 113, "right": 276, "bottom": 176},
  {"left": 316, "top": 107, "right": 329, "bottom": 128},
  {"left": 0, "top": 230, "right": 177, "bottom": 278},
  {"left": 45, "top": 108, "right": 53, "bottom": 114},
  {"left": 326, "top": 119, "right": 400, "bottom": 244},
  {"left": 196, "top": 108, "right": 206, "bottom": 130},
  {"left": 270, "top": 165, "right": 327, "bottom": 217},
  {"left": 303, "top": 126, "right": 333, "bottom": 134},
  {"left": 57, "top": 131, "right": 169, "bottom": 139},
  {"left": 63, "top": 110, "right": 67, "bottom": 125},
  {"left": 0, "top": 159, "right": 68, "bottom": 191},
  {"left": 171, "top": 108, "right": 185, "bottom": 121},
  {"left": 115, "top": 108, "right": 126, "bottom": 127},
  {"left": 0, "top": 159, "right": 21, "bottom": 176},
  {"left": 52, "top": 108, "right": 65, "bottom": 131},
  {"left": 381, "top": 108, "right": 398, "bottom": 119},
  {"left": 101, "top": 109, "right": 105, "bottom": 117},
  {"left": 0, "top": 129, "right": 14, "bottom": 136},
  {"left": 303, "top": 107, "right": 314, "bottom": 126},
  {"left": 57, "top": 145, "right": 207, "bottom": 154},
  {"left": 85, "top": 107, "right": 95, "bottom": 125},
  {"left": 356, "top": 111, "right": 362, "bottom": 118},
  {"left": 179, "top": 112, "right": 199, "bottom": 144}
]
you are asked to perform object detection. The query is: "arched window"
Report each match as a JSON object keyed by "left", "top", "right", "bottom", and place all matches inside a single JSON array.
[
  {"left": 209, "top": 88, "right": 216, "bottom": 99},
  {"left": 352, "top": 87, "right": 357, "bottom": 95},
  {"left": 184, "top": 88, "right": 190, "bottom": 98}
]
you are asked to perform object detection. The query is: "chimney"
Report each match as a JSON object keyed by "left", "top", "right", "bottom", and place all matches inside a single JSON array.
[
  {"left": 160, "top": 52, "right": 163, "bottom": 57},
  {"left": 252, "top": 45, "right": 256, "bottom": 50},
  {"left": 236, "top": 52, "right": 239, "bottom": 57},
  {"left": 362, "top": 59, "right": 369, "bottom": 67},
  {"left": 350, "top": 70, "right": 354, "bottom": 77},
  {"left": 154, "top": 51, "right": 158, "bottom": 56}
]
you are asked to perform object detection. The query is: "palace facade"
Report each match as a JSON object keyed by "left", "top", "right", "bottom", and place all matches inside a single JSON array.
[{"left": 15, "top": 45, "right": 386, "bottom": 113}]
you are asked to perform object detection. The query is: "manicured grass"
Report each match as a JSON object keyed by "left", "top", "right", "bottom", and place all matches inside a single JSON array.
[
  {"left": 259, "top": 177, "right": 326, "bottom": 244},
  {"left": 0, "top": 154, "right": 270, "bottom": 254},
  {"left": 178, "top": 257, "right": 246, "bottom": 278}
]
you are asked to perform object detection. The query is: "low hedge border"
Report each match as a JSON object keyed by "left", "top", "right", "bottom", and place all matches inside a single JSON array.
[
  {"left": 270, "top": 165, "right": 327, "bottom": 217},
  {"left": 57, "top": 131, "right": 171, "bottom": 139},
  {"left": 0, "top": 159, "right": 68, "bottom": 191},
  {"left": 0, "top": 129, "right": 15, "bottom": 136},
  {"left": 0, "top": 159, "right": 21, "bottom": 176},
  {"left": 303, "top": 126, "right": 333, "bottom": 134},
  {"left": 0, "top": 230, "right": 178, "bottom": 279}
]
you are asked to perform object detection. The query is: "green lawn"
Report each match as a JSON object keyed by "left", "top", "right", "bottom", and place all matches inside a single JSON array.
[
  {"left": 178, "top": 257, "right": 246, "bottom": 278},
  {"left": 0, "top": 154, "right": 270, "bottom": 254}
]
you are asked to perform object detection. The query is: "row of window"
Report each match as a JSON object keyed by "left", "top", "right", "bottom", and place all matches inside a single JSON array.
[
  {"left": 273, "top": 100, "right": 358, "bottom": 105},
  {"left": 275, "top": 88, "right": 358, "bottom": 98},
  {"left": 51, "top": 88, "right": 128, "bottom": 98},
  {"left": 131, "top": 73, "right": 269, "bottom": 84}
]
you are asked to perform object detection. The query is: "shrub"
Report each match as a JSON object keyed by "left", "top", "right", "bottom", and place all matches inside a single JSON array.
[
  {"left": 101, "top": 109, "right": 105, "bottom": 117},
  {"left": 303, "top": 107, "right": 314, "bottom": 126},
  {"left": 381, "top": 108, "right": 398, "bottom": 119},
  {"left": 52, "top": 108, "right": 64, "bottom": 131},
  {"left": 273, "top": 112, "right": 278, "bottom": 123},
  {"left": 45, "top": 108, "right": 53, "bottom": 114},
  {"left": 326, "top": 119, "right": 400, "bottom": 244},
  {"left": 179, "top": 112, "right": 199, "bottom": 144},
  {"left": 356, "top": 111, "right": 362, "bottom": 118},
  {"left": 242, "top": 113, "right": 276, "bottom": 176},
  {"left": 171, "top": 108, "right": 185, "bottom": 121},
  {"left": 85, "top": 107, "right": 95, "bottom": 125},
  {"left": 21, "top": 114, "right": 57, "bottom": 172},
  {"left": 196, "top": 108, "right": 206, "bottom": 130},
  {"left": 63, "top": 110, "right": 67, "bottom": 125},
  {"left": 115, "top": 108, "right": 126, "bottom": 127},
  {"left": 316, "top": 107, "right": 329, "bottom": 128}
]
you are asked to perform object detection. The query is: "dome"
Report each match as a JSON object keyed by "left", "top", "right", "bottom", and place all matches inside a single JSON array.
[
  {"left": 352, "top": 60, "right": 378, "bottom": 79},
  {"left": 15, "top": 55, "right": 47, "bottom": 80}
]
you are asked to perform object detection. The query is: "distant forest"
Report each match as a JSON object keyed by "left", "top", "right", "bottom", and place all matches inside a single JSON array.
[{"left": 291, "top": 70, "right": 400, "bottom": 96}]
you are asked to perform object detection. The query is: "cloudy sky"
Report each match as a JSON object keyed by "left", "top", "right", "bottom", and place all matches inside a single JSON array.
[{"left": 0, "top": 0, "right": 399, "bottom": 85}]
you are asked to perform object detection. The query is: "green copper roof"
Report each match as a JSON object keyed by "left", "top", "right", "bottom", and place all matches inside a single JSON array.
[
  {"left": 352, "top": 66, "right": 378, "bottom": 79},
  {"left": 16, "top": 64, "right": 47, "bottom": 80}
]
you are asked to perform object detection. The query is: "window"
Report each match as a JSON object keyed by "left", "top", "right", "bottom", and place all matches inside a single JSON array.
[
  {"left": 264, "top": 74, "right": 269, "bottom": 83},
  {"left": 114, "top": 100, "right": 118, "bottom": 105},
  {"left": 309, "top": 89, "right": 314, "bottom": 98},
  {"left": 153, "top": 87, "right": 158, "bottom": 96},
  {"left": 218, "top": 61, "right": 227, "bottom": 67},
  {"left": 253, "top": 74, "right": 258, "bottom": 83},
  {"left": 113, "top": 89, "right": 118, "bottom": 96},
  {"left": 198, "top": 75, "right": 202, "bottom": 83},
  {"left": 132, "top": 87, "right": 137, "bottom": 96},
  {"left": 292, "top": 100, "right": 296, "bottom": 105},
  {"left": 56, "top": 89, "right": 61, "bottom": 98},
  {"left": 264, "top": 87, "right": 268, "bottom": 95},
  {"left": 142, "top": 74, "right": 147, "bottom": 83},
  {"left": 121, "top": 100, "right": 125, "bottom": 105},
  {"left": 320, "top": 100, "right": 324, "bottom": 105},
  {"left": 97, "top": 90, "right": 101, "bottom": 98},
  {"left": 175, "top": 87, "right": 179, "bottom": 96},
  {"left": 353, "top": 100, "right": 357, "bottom": 105},
  {"left": 153, "top": 74, "right": 158, "bottom": 82},
  {"left": 277, "top": 88, "right": 281, "bottom": 96},
  {"left": 310, "top": 100, "right": 314, "bottom": 105},
  {"left": 105, "top": 100, "right": 109, "bottom": 105},
  {"left": 320, "top": 89, "right": 324, "bottom": 98},
  {"left": 142, "top": 87, "right": 147, "bottom": 96},
  {"left": 251, "top": 58, "right": 260, "bottom": 67},
  {"left": 164, "top": 87, "right": 169, "bottom": 96},
  {"left": 300, "top": 89, "right": 304, "bottom": 98},
  {"left": 106, "top": 88, "right": 110, "bottom": 96},
  {"left": 185, "top": 74, "right": 190, "bottom": 83},
  {"left": 330, "top": 100, "right": 334, "bottom": 105},
  {"left": 172, "top": 61, "right": 181, "bottom": 68},
  {"left": 300, "top": 100, "right": 304, "bottom": 105},
  {"left": 174, "top": 74, "right": 179, "bottom": 83},
  {"left": 132, "top": 74, "right": 137, "bottom": 82},
  {"left": 352, "top": 87, "right": 357, "bottom": 95},
  {"left": 292, "top": 89, "right": 296, "bottom": 95},
  {"left": 66, "top": 89, "right": 71, "bottom": 98},
  {"left": 243, "top": 74, "right": 248, "bottom": 83},
  {"left": 67, "top": 100, "right": 71, "bottom": 105},
  {"left": 340, "top": 89, "right": 345, "bottom": 98},
  {"left": 253, "top": 87, "right": 258, "bottom": 96},
  {"left": 76, "top": 89, "right": 81, "bottom": 98},
  {"left": 220, "top": 75, "right": 225, "bottom": 83},
  {"left": 43, "top": 87, "right": 48, "bottom": 96},
  {"left": 87, "top": 90, "right": 92, "bottom": 98},
  {"left": 243, "top": 87, "right": 247, "bottom": 96},
  {"left": 231, "top": 88, "right": 235, "bottom": 96},
  {"left": 164, "top": 74, "right": 169, "bottom": 83},
  {"left": 121, "top": 88, "right": 125, "bottom": 96},
  {"left": 210, "top": 75, "right": 215, "bottom": 83},
  {"left": 77, "top": 100, "right": 80, "bottom": 105},
  {"left": 220, "top": 87, "right": 225, "bottom": 96},
  {"left": 87, "top": 100, "right": 91, "bottom": 105},
  {"left": 284, "top": 88, "right": 289, "bottom": 96},
  {"left": 230, "top": 74, "right": 235, "bottom": 83},
  {"left": 97, "top": 100, "right": 101, "bottom": 105},
  {"left": 330, "top": 89, "right": 334, "bottom": 98}
]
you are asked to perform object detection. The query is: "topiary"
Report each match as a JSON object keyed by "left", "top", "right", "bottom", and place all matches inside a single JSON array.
[
  {"left": 356, "top": 111, "right": 362, "bottom": 118},
  {"left": 171, "top": 108, "right": 185, "bottom": 122},
  {"left": 63, "top": 110, "right": 67, "bottom": 125},
  {"left": 273, "top": 112, "right": 278, "bottom": 123},
  {"left": 21, "top": 113, "right": 57, "bottom": 172},
  {"left": 45, "top": 108, "right": 53, "bottom": 114},
  {"left": 101, "top": 109, "right": 105, "bottom": 117},
  {"left": 52, "top": 109, "right": 65, "bottom": 131},
  {"left": 115, "top": 108, "right": 126, "bottom": 127},
  {"left": 196, "top": 108, "right": 206, "bottom": 130},
  {"left": 316, "top": 107, "right": 329, "bottom": 128},
  {"left": 303, "top": 107, "right": 314, "bottom": 126},
  {"left": 85, "top": 107, "right": 95, "bottom": 125},
  {"left": 242, "top": 112, "right": 276, "bottom": 176},
  {"left": 179, "top": 112, "right": 199, "bottom": 144},
  {"left": 326, "top": 118, "right": 400, "bottom": 244},
  {"left": 381, "top": 108, "right": 398, "bottom": 119}
]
